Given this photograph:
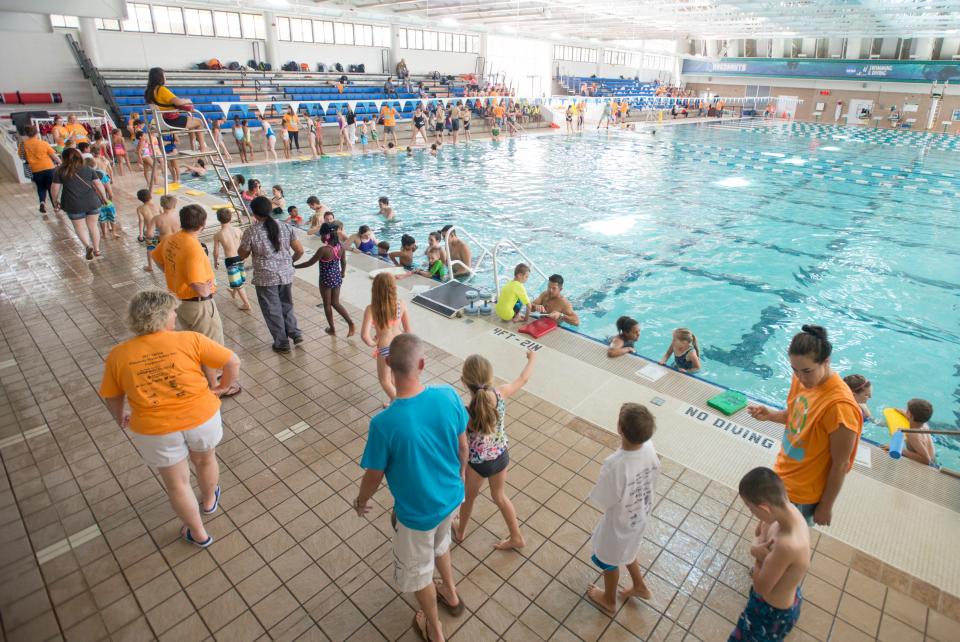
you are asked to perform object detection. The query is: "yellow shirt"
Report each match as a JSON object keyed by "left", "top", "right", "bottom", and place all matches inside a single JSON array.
[
  {"left": 152, "top": 231, "right": 216, "bottom": 300},
  {"left": 100, "top": 331, "right": 231, "bottom": 435},
  {"left": 152, "top": 85, "right": 178, "bottom": 111},
  {"left": 22, "top": 138, "right": 56, "bottom": 172},
  {"left": 283, "top": 114, "right": 300, "bottom": 132},
  {"left": 65, "top": 123, "right": 89, "bottom": 143},
  {"left": 495, "top": 279, "right": 529, "bottom": 321},
  {"left": 381, "top": 107, "right": 397, "bottom": 126}
]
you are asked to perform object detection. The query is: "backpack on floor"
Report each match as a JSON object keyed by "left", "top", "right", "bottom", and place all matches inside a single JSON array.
[
  {"left": 300, "top": 63, "right": 309, "bottom": 72},
  {"left": 335, "top": 63, "right": 343, "bottom": 72},
  {"left": 317, "top": 63, "right": 327, "bottom": 72},
  {"left": 247, "top": 59, "right": 258, "bottom": 69},
  {"left": 357, "top": 63, "right": 365, "bottom": 73},
  {"left": 348, "top": 64, "right": 358, "bottom": 73},
  {"left": 207, "top": 58, "right": 223, "bottom": 70},
  {"left": 228, "top": 61, "right": 240, "bottom": 70},
  {"left": 282, "top": 61, "right": 298, "bottom": 72},
  {"left": 259, "top": 62, "right": 272, "bottom": 71}
]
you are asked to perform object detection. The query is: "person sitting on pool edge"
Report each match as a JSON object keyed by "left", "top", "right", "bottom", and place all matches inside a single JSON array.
[
  {"left": 389, "top": 234, "right": 417, "bottom": 269},
  {"left": 495, "top": 264, "right": 531, "bottom": 323},
  {"left": 884, "top": 399, "right": 936, "bottom": 466},
  {"left": 529, "top": 274, "right": 579, "bottom": 326}
]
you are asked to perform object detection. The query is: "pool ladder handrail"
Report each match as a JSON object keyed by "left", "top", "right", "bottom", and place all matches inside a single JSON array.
[
  {"left": 440, "top": 227, "right": 552, "bottom": 298},
  {"left": 490, "top": 239, "right": 550, "bottom": 297}
]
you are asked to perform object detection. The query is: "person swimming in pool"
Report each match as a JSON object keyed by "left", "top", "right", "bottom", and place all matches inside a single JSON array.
[
  {"left": 608, "top": 316, "right": 640, "bottom": 358},
  {"left": 659, "top": 327, "right": 701, "bottom": 373},
  {"left": 348, "top": 225, "right": 378, "bottom": 255},
  {"left": 529, "top": 274, "right": 579, "bottom": 326}
]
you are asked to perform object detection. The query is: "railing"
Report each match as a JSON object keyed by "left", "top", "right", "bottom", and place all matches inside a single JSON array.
[
  {"left": 0, "top": 123, "right": 28, "bottom": 184},
  {"left": 65, "top": 34, "right": 124, "bottom": 127},
  {"left": 491, "top": 239, "right": 550, "bottom": 297},
  {"left": 441, "top": 225, "right": 491, "bottom": 282}
]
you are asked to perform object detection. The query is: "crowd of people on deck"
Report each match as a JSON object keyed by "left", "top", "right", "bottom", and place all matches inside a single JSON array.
[{"left": 17, "top": 64, "right": 944, "bottom": 642}]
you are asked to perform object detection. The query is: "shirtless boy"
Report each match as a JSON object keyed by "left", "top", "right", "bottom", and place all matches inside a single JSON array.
[
  {"left": 144, "top": 195, "right": 181, "bottom": 271},
  {"left": 733, "top": 467, "right": 810, "bottom": 642},
  {"left": 212, "top": 209, "right": 252, "bottom": 311},
  {"left": 136, "top": 189, "right": 161, "bottom": 271},
  {"left": 530, "top": 274, "right": 580, "bottom": 326},
  {"left": 441, "top": 224, "right": 472, "bottom": 277},
  {"left": 378, "top": 196, "right": 395, "bottom": 220},
  {"left": 388, "top": 234, "right": 416, "bottom": 268}
]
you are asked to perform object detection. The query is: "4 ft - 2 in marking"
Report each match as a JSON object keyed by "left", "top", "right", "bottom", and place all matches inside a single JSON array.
[{"left": 490, "top": 327, "right": 543, "bottom": 351}]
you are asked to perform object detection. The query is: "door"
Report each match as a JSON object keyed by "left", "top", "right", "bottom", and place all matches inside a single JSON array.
[
  {"left": 846, "top": 99, "right": 873, "bottom": 124},
  {"left": 776, "top": 95, "right": 799, "bottom": 119}
]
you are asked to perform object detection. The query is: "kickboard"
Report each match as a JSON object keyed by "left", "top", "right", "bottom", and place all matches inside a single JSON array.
[
  {"left": 707, "top": 390, "right": 748, "bottom": 416},
  {"left": 210, "top": 203, "right": 234, "bottom": 210},
  {"left": 184, "top": 189, "right": 205, "bottom": 196},
  {"left": 368, "top": 266, "right": 408, "bottom": 279},
  {"left": 884, "top": 408, "right": 909, "bottom": 436},
  {"left": 518, "top": 317, "right": 558, "bottom": 339}
]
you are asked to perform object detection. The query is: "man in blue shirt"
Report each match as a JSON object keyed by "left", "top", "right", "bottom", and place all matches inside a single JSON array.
[{"left": 355, "top": 333, "right": 468, "bottom": 641}]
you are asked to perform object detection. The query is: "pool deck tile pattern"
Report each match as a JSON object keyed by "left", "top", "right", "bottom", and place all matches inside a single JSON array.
[{"left": 0, "top": 150, "right": 959, "bottom": 641}]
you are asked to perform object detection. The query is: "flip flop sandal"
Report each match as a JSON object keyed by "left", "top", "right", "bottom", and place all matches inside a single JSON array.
[
  {"left": 181, "top": 526, "right": 214, "bottom": 548},
  {"left": 220, "top": 384, "right": 242, "bottom": 398},
  {"left": 202, "top": 485, "right": 221, "bottom": 515},
  {"left": 411, "top": 613, "right": 433, "bottom": 641},
  {"left": 434, "top": 580, "right": 465, "bottom": 616},
  {"left": 85, "top": 248, "right": 94, "bottom": 260}
]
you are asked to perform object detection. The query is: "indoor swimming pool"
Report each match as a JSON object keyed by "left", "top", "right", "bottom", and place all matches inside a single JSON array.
[{"left": 187, "top": 122, "right": 960, "bottom": 467}]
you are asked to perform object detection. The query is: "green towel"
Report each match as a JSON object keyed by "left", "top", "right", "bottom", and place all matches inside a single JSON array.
[{"left": 707, "top": 390, "right": 747, "bottom": 416}]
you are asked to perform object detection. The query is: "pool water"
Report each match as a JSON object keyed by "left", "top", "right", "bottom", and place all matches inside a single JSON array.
[{"left": 186, "top": 122, "right": 960, "bottom": 468}]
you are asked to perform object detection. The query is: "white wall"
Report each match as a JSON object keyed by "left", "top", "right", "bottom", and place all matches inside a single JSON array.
[
  {"left": 556, "top": 60, "right": 663, "bottom": 83},
  {"left": 400, "top": 50, "right": 477, "bottom": 76},
  {"left": 97, "top": 31, "right": 256, "bottom": 70},
  {"left": 486, "top": 34, "right": 552, "bottom": 98},
  {"left": 0, "top": 29, "right": 96, "bottom": 105}
]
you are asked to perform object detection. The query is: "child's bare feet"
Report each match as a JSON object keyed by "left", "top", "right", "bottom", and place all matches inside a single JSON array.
[
  {"left": 113, "top": 232, "right": 121, "bottom": 238},
  {"left": 324, "top": 327, "right": 336, "bottom": 335},
  {"left": 238, "top": 304, "right": 251, "bottom": 311},
  {"left": 493, "top": 536, "right": 525, "bottom": 550},
  {"left": 143, "top": 266, "right": 153, "bottom": 272},
  {"left": 618, "top": 584, "right": 652, "bottom": 601},
  {"left": 346, "top": 323, "right": 356, "bottom": 337},
  {"left": 586, "top": 584, "right": 616, "bottom": 616}
]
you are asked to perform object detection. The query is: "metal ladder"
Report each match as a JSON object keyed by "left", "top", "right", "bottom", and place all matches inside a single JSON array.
[
  {"left": 441, "top": 226, "right": 551, "bottom": 297},
  {"left": 148, "top": 106, "right": 246, "bottom": 221}
]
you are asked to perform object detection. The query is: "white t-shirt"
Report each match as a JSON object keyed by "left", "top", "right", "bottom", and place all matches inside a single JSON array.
[{"left": 589, "top": 443, "right": 660, "bottom": 566}]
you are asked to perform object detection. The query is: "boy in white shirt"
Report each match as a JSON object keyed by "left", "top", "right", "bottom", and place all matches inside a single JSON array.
[{"left": 586, "top": 402, "right": 660, "bottom": 615}]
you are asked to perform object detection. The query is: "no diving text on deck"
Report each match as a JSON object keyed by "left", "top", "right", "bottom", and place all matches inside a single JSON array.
[
  {"left": 678, "top": 406, "right": 776, "bottom": 451},
  {"left": 489, "top": 327, "right": 544, "bottom": 352}
]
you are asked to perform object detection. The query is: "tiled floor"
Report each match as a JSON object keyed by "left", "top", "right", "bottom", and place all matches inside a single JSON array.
[{"left": 0, "top": 175, "right": 958, "bottom": 642}]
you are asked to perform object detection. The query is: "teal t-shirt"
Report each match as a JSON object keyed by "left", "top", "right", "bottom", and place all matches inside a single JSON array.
[
  {"left": 495, "top": 279, "right": 529, "bottom": 321},
  {"left": 361, "top": 385, "right": 467, "bottom": 530}
]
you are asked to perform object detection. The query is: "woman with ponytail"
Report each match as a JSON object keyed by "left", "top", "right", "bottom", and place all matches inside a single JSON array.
[
  {"left": 238, "top": 196, "right": 304, "bottom": 353},
  {"left": 453, "top": 351, "right": 536, "bottom": 550},
  {"left": 747, "top": 325, "right": 862, "bottom": 526}
]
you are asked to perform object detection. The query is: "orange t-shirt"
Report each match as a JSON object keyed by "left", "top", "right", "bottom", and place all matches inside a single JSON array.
[
  {"left": 152, "top": 231, "right": 216, "bottom": 300},
  {"left": 22, "top": 138, "right": 56, "bottom": 172},
  {"left": 99, "top": 331, "right": 232, "bottom": 435},
  {"left": 65, "top": 123, "right": 89, "bottom": 143},
  {"left": 283, "top": 114, "right": 299, "bottom": 131},
  {"left": 774, "top": 373, "right": 863, "bottom": 504},
  {"left": 381, "top": 107, "right": 397, "bottom": 126},
  {"left": 493, "top": 105, "right": 505, "bottom": 118}
]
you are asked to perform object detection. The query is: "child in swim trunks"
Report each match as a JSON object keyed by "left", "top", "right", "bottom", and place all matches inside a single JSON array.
[
  {"left": 360, "top": 272, "right": 411, "bottom": 402},
  {"left": 376, "top": 240, "right": 390, "bottom": 260},
  {"left": 731, "top": 467, "right": 809, "bottom": 642},
  {"left": 608, "top": 316, "right": 640, "bottom": 358},
  {"left": 586, "top": 403, "right": 659, "bottom": 615},
  {"left": 416, "top": 246, "right": 447, "bottom": 280},
  {"left": 886, "top": 399, "right": 935, "bottom": 465},
  {"left": 212, "top": 208, "right": 252, "bottom": 311},
  {"left": 388, "top": 234, "right": 416, "bottom": 268},
  {"left": 135, "top": 189, "right": 160, "bottom": 270},
  {"left": 286, "top": 206, "right": 303, "bottom": 227}
]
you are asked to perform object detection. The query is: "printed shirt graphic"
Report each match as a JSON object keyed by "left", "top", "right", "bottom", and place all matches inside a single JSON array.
[
  {"left": 467, "top": 393, "right": 508, "bottom": 464},
  {"left": 589, "top": 443, "right": 660, "bottom": 566},
  {"left": 774, "top": 373, "right": 863, "bottom": 504},
  {"left": 99, "top": 331, "right": 232, "bottom": 435}
]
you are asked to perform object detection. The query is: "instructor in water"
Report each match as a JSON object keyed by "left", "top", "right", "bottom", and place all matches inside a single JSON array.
[{"left": 747, "top": 325, "right": 863, "bottom": 526}]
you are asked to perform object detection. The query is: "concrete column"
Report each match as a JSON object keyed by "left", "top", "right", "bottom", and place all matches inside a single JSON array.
[
  {"left": 78, "top": 17, "right": 101, "bottom": 66},
  {"left": 770, "top": 38, "right": 785, "bottom": 57},
  {"left": 939, "top": 37, "right": 960, "bottom": 60},
  {"left": 263, "top": 11, "right": 280, "bottom": 70},
  {"left": 912, "top": 37, "right": 934, "bottom": 60},
  {"left": 879, "top": 37, "right": 898, "bottom": 58},
  {"left": 706, "top": 39, "right": 719, "bottom": 58},
  {"left": 596, "top": 48, "right": 603, "bottom": 75},
  {"left": 827, "top": 37, "right": 844, "bottom": 58},
  {"left": 801, "top": 38, "right": 816, "bottom": 57},
  {"left": 389, "top": 23, "right": 401, "bottom": 71},
  {"left": 845, "top": 37, "right": 862, "bottom": 58}
]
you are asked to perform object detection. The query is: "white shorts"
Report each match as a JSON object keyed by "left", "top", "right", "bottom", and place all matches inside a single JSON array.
[
  {"left": 393, "top": 510, "right": 455, "bottom": 593},
  {"left": 130, "top": 411, "right": 222, "bottom": 468}
]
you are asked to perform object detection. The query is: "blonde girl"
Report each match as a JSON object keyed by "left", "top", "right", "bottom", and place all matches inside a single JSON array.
[
  {"left": 659, "top": 327, "right": 701, "bottom": 373},
  {"left": 360, "top": 273, "right": 411, "bottom": 402},
  {"left": 453, "top": 351, "right": 536, "bottom": 550}
]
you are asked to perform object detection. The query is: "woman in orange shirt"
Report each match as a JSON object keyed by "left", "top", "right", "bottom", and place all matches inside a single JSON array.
[
  {"left": 100, "top": 290, "right": 241, "bottom": 548},
  {"left": 748, "top": 325, "right": 862, "bottom": 526},
  {"left": 21, "top": 125, "right": 59, "bottom": 213}
]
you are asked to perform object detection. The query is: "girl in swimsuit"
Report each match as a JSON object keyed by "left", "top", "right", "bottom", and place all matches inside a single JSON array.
[
  {"left": 110, "top": 129, "right": 132, "bottom": 176},
  {"left": 294, "top": 223, "right": 355, "bottom": 337},
  {"left": 241, "top": 179, "right": 261, "bottom": 213},
  {"left": 135, "top": 131, "right": 155, "bottom": 189},
  {"left": 271, "top": 185, "right": 286, "bottom": 218},
  {"left": 307, "top": 116, "right": 320, "bottom": 158},
  {"left": 361, "top": 272, "right": 411, "bottom": 403},
  {"left": 262, "top": 119, "right": 278, "bottom": 162},
  {"left": 211, "top": 118, "right": 233, "bottom": 163},
  {"left": 608, "top": 316, "right": 640, "bottom": 358},
  {"left": 232, "top": 117, "right": 248, "bottom": 163},
  {"left": 336, "top": 110, "right": 351, "bottom": 153},
  {"left": 659, "top": 327, "right": 702, "bottom": 373}
]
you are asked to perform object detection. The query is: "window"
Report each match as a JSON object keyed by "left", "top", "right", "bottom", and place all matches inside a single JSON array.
[
  {"left": 51, "top": 14, "right": 79, "bottom": 28},
  {"left": 241, "top": 13, "right": 264, "bottom": 39},
  {"left": 184, "top": 8, "right": 214, "bottom": 36},
  {"left": 213, "top": 11, "right": 242, "bottom": 38},
  {"left": 398, "top": 28, "right": 408, "bottom": 48},
  {"left": 555, "top": 45, "right": 597, "bottom": 63},
  {"left": 412, "top": 29, "right": 423, "bottom": 49},
  {"left": 357, "top": 24, "right": 373, "bottom": 47},
  {"left": 374, "top": 26, "right": 390, "bottom": 47},
  {"left": 313, "top": 20, "right": 334, "bottom": 43},
  {"left": 152, "top": 5, "right": 184, "bottom": 35},
  {"left": 278, "top": 17, "right": 313, "bottom": 42},
  {"left": 96, "top": 18, "right": 121, "bottom": 30},
  {"left": 122, "top": 2, "right": 153, "bottom": 32},
  {"left": 398, "top": 27, "right": 476, "bottom": 52}
]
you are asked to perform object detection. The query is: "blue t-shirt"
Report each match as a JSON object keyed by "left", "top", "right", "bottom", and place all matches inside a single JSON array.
[{"left": 361, "top": 385, "right": 467, "bottom": 531}]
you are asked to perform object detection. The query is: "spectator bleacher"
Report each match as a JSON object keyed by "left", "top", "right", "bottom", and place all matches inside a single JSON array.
[
  {"left": 559, "top": 76, "right": 658, "bottom": 101},
  {"left": 103, "top": 68, "right": 467, "bottom": 131}
]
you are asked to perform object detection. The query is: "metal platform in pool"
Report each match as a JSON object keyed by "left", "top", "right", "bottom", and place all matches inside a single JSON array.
[{"left": 411, "top": 280, "right": 480, "bottom": 318}]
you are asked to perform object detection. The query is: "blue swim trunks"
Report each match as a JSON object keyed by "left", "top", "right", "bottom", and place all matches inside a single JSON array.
[
  {"left": 590, "top": 554, "right": 617, "bottom": 572},
  {"left": 728, "top": 587, "right": 801, "bottom": 642}
]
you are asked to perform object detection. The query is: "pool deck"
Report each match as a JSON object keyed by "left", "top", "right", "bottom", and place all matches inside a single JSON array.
[{"left": 0, "top": 132, "right": 958, "bottom": 641}]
